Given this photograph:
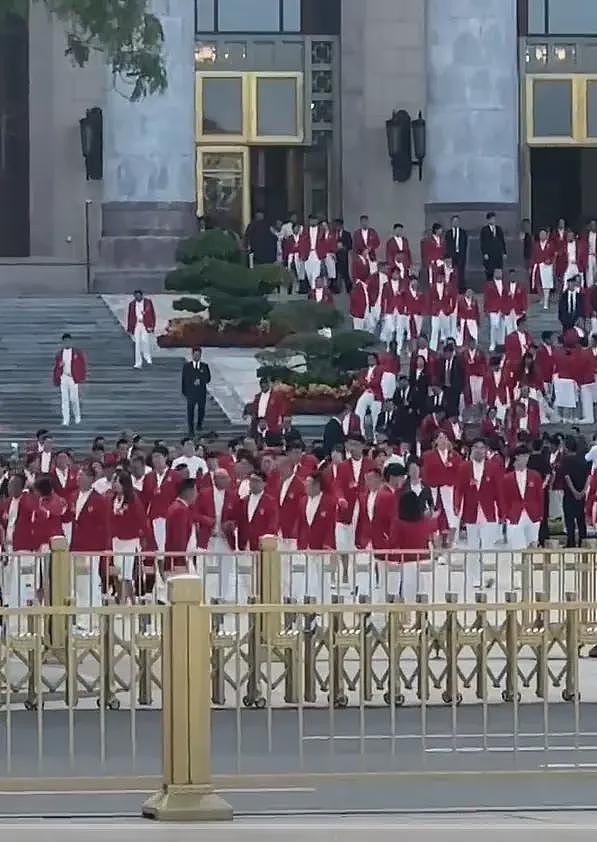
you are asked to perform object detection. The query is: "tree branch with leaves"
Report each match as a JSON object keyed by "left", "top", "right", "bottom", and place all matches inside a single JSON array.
[{"left": 3, "top": 0, "right": 167, "bottom": 100}]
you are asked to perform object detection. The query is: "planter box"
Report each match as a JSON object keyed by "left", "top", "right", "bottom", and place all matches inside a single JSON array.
[{"left": 158, "top": 320, "right": 286, "bottom": 349}]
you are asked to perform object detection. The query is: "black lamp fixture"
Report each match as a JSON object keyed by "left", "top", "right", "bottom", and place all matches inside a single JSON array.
[
  {"left": 386, "top": 109, "right": 426, "bottom": 183},
  {"left": 79, "top": 107, "right": 103, "bottom": 180}
]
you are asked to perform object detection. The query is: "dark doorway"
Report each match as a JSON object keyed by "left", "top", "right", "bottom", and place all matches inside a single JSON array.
[
  {"left": 250, "top": 147, "right": 304, "bottom": 225},
  {"left": 530, "top": 146, "right": 597, "bottom": 234},
  {"left": 0, "top": 13, "right": 29, "bottom": 256}
]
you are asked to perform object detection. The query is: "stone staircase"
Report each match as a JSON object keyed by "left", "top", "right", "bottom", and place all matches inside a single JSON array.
[{"left": 0, "top": 296, "right": 240, "bottom": 456}]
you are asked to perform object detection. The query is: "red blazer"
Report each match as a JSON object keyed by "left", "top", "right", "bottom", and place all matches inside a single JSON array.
[
  {"left": 32, "top": 492, "right": 67, "bottom": 549},
  {"left": 380, "top": 281, "right": 403, "bottom": 315},
  {"left": 366, "top": 271, "right": 383, "bottom": 305},
  {"left": 455, "top": 460, "right": 501, "bottom": 524},
  {"left": 388, "top": 516, "right": 439, "bottom": 564},
  {"left": 350, "top": 280, "right": 369, "bottom": 318},
  {"left": 429, "top": 281, "right": 457, "bottom": 316},
  {"left": 308, "top": 288, "right": 333, "bottom": 305},
  {"left": 560, "top": 238, "right": 589, "bottom": 275},
  {"left": 483, "top": 280, "right": 508, "bottom": 315},
  {"left": 419, "top": 413, "right": 442, "bottom": 450},
  {"left": 385, "top": 235, "right": 412, "bottom": 270},
  {"left": 336, "top": 458, "right": 375, "bottom": 524},
  {"left": 142, "top": 470, "right": 179, "bottom": 520},
  {"left": 0, "top": 492, "right": 37, "bottom": 552},
  {"left": 52, "top": 349, "right": 86, "bottom": 385},
  {"left": 480, "top": 416, "right": 502, "bottom": 439},
  {"left": 505, "top": 282, "right": 528, "bottom": 316},
  {"left": 500, "top": 469, "right": 544, "bottom": 524},
  {"left": 282, "top": 234, "right": 302, "bottom": 263},
  {"left": 421, "top": 449, "right": 461, "bottom": 488},
  {"left": 165, "top": 498, "right": 195, "bottom": 570},
  {"left": 554, "top": 349, "right": 577, "bottom": 380},
  {"left": 482, "top": 369, "right": 510, "bottom": 406},
  {"left": 194, "top": 486, "right": 238, "bottom": 550},
  {"left": 236, "top": 493, "right": 279, "bottom": 551},
  {"left": 352, "top": 254, "right": 370, "bottom": 283},
  {"left": 506, "top": 400, "right": 540, "bottom": 448},
  {"left": 353, "top": 227, "right": 381, "bottom": 259},
  {"left": 109, "top": 493, "right": 147, "bottom": 541},
  {"left": 298, "top": 227, "right": 322, "bottom": 261},
  {"left": 423, "top": 235, "right": 445, "bottom": 269},
  {"left": 51, "top": 467, "right": 78, "bottom": 500},
  {"left": 278, "top": 474, "right": 306, "bottom": 540},
  {"left": 457, "top": 295, "right": 480, "bottom": 324},
  {"left": 535, "top": 344, "right": 556, "bottom": 384},
  {"left": 530, "top": 241, "right": 555, "bottom": 292},
  {"left": 316, "top": 233, "right": 336, "bottom": 260},
  {"left": 127, "top": 298, "right": 156, "bottom": 334},
  {"left": 357, "top": 364, "right": 384, "bottom": 402},
  {"left": 251, "top": 390, "right": 286, "bottom": 434},
  {"left": 296, "top": 494, "right": 336, "bottom": 550},
  {"left": 504, "top": 330, "right": 533, "bottom": 364},
  {"left": 355, "top": 487, "right": 395, "bottom": 550},
  {"left": 402, "top": 288, "right": 425, "bottom": 316},
  {"left": 462, "top": 348, "right": 488, "bottom": 380},
  {"left": 573, "top": 347, "right": 595, "bottom": 386},
  {"left": 70, "top": 490, "right": 110, "bottom": 553}
]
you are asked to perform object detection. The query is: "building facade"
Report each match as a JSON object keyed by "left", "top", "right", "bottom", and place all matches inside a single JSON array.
[{"left": 1, "top": 0, "right": 597, "bottom": 286}]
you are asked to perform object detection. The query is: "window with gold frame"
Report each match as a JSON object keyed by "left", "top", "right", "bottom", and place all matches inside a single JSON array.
[
  {"left": 527, "top": 74, "right": 597, "bottom": 145},
  {"left": 195, "top": 71, "right": 304, "bottom": 144}
]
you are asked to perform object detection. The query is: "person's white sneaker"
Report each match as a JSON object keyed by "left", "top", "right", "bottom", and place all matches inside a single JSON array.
[{"left": 134, "top": 364, "right": 142, "bottom": 369}]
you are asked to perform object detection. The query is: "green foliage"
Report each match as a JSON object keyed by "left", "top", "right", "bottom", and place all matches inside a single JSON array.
[
  {"left": 269, "top": 300, "right": 343, "bottom": 334},
  {"left": 261, "top": 330, "right": 375, "bottom": 388},
  {"left": 4, "top": 0, "right": 167, "bottom": 100},
  {"left": 172, "top": 297, "right": 207, "bottom": 314},
  {"left": 166, "top": 259, "right": 264, "bottom": 296},
  {"left": 176, "top": 230, "right": 241, "bottom": 265},
  {"left": 252, "top": 262, "right": 295, "bottom": 291},
  {"left": 204, "top": 290, "right": 271, "bottom": 327}
]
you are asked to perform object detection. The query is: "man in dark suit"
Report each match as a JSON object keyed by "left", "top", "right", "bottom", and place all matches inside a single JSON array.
[
  {"left": 444, "top": 214, "right": 468, "bottom": 292},
  {"left": 333, "top": 217, "right": 353, "bottom": 293},
  {"left": 558, "top": 276, "right": 585, "bottom": 332},
  {"left": 436, "top": 342, "right": 465, "bottom": 419},
  {"left": 181, "top": 347, "right": 212, "bottom": 437},
  {"left": 480, "top": 211, "right": 507, "bottom": 280},
  {"left": 391, "top": 375, "right": 418, "bottom": 446}
]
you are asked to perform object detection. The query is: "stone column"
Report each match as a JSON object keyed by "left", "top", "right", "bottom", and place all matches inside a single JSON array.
[
  {"left": 341, "top": 0, "right": 427, "bottom": 253},
  {"left": 99, "top": 0, "right": 196, "bottom": 286},
  {"left": 425, "top": 0, "right": 520, "bottom": 267}
]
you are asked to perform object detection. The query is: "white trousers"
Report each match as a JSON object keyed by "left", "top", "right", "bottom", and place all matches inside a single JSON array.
[
  {"left": 206, "top": 535, "right": 242, "bottom": 603},
  {"left": 292, "top": 552, "right": 326, "bottom": 601},
  {"left": 134, "top": 324, "right": 152, "bottom": 368},
  {"left": 60, "top": 375, "right": 80, "bottom": 425},
  {"left": 112, "top": 538, "right": 138, "bottom": 581},
  {"left": 152, "top": 517, "right": 167, "bottom": 602},
  {"left": 504, "top": 312, "right": 518, "bottom": 336},
  {"left": 353, "top": 317, "right": 365, "bottom": 331},
  {"left": 355, "top": 390, "right": 382, "bottom": 437},
  {"left": 430, "top": 314, "right": 453, "bottom": 351},
  {"left": 489, "top": 312, "right": 505, "bottom": 350},
  {"left": 457, "top": 319, "right": 478, "bottom": 346},
  {"left": 589, "top": 254, "right": 597, "bottom": 286},
  {"left": 381, "top": 312, "right": 408, "bottom": 348},
  {"left": 469, "top": 375, "right": 484, "bottom": 406},
  {"left": 304, "top": 252, "right": 321, "bottom": 288},
  {"left": 324, "top": 254, "right": 336, "bottom": 280},
  {"left": 288, "top": 257, "right": 305, "bottom": 280},
  {"left": 439, "top": 485, "right": 460, "bottom": 530},
  {"left": 507, "top": 520, "right": 540, "bottom": 551},
  {"left": 74, "top": 554, "right": 102, "bottom": 630},
  {"left": 581, "top": 383, "right": 595, "bottom": 424},
  {"left": 465, "top": 522, "right": 498, "bottom": 585}
]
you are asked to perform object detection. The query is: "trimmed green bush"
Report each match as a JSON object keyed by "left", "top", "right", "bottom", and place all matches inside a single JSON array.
[{"left": 175, "top": 229, "right": 241, "bottom": 265}]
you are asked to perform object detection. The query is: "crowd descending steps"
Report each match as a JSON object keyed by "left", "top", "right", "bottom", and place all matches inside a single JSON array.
[{"left": 0, "top": 296, "right": 239, "bottom": 454}]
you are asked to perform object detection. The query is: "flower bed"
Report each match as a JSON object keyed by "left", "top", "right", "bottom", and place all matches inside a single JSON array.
[
  {"left": 275, "top": 384, "right": 355, "bottom": 415},
  {"left": 289, "top": 397, "right": 346, "bottom": 415},
  {"left": 157, "top": 319, "right": 287, "bottom": 349}
]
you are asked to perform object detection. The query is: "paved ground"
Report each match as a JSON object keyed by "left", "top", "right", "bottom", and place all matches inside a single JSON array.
[{"left": 0, "top": 707, "right": 596, "bottom": 815}]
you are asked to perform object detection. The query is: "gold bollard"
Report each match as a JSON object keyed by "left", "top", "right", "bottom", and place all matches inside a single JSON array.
[
  {"left": 303, "top": 595, "right": 318, "bottom": 703},
  {"left": 416, "top": 593, "right": 429, "bottom": 703},
  {"left": 46, "top": 536, "right": 72, "bottom": 651},
  {"left": 563, "top": 591, "right": 580, "bottom": 702},
  {"left": 534, "top": 590, "right": 547, "bottom": 700},
  {"left": 503, "top": 591, "right": 520, "bottom": 703},
  {"left": 143, "top": 575, "right": 233, "bottom": 822},
  {"left": 474, "top": 592, "right": 488, "bottom": 701}
]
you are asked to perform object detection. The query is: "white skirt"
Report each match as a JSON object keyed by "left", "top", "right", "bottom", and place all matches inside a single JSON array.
[
  {"left": 553, "top": 378, "right": 578, "bottom": 409},
  {"left": 539, "top": 263, "right": 554, "bottom": 291},
  {"left": 112, "top": 538, "right": 139, "bottom": 580}
]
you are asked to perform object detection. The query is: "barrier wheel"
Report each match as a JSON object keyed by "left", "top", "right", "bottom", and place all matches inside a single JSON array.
[
  {"left": 562, "top": 689, "right": 580, "bottom": 702},
  {"left": 334, "top": 694, "right": 349, "bottom": 709},
  {"left": 254, "top": 697, "right": 266, "bottom": 710},
  {"left": 108, "top": 697, "right": 121, "bottom": 711},
  {"left": 383, "top": 691, "right": 405, "bottom": 707},
  {"left": 24, "top": 699, "right": 38, "bottom": 711},
  {"left": 242, "top": 695, "right": 252, "bottom": 708},
  {"left": 441, "top": 691, "right": 462, "bottom": 706},
  {"left": 501, "top": 690, "right": 522, "bottom": 703}
]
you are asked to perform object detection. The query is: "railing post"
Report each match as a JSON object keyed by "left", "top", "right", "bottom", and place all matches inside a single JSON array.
[
  {"left": 143, "top": 574, "right": 233, "bottom": 822},
  {"left": 259, "top": 534, "right": 281, "bottom": 641},
  {"left": 47, "top": 536, "right": 72, "bottom": 650}
]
